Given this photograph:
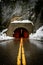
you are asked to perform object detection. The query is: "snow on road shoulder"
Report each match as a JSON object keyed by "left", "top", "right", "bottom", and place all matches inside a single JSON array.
[
  {"left": 29, "top": 39, "right": 43, "bottom": 49},
  {"left": 29, "top": 26, "right": 43, "bottom": 40}
]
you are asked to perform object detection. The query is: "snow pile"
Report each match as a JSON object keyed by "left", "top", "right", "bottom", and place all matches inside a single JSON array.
[
  {"left": 11, "top": 20, "right": 34, "bottom": 25},
  {"left": 0, "top": 29, "right": 14, "bottom": 41},
  {"left": 29, "top": 26, "right": 43, "bottom": 40}
]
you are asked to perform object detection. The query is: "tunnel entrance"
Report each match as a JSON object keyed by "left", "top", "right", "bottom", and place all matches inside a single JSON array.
[{"left": 13, "top": 27, "right": 29, "bottom": 38}]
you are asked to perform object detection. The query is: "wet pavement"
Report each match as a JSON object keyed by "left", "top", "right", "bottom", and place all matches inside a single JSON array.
[{"left": 0, "top": 39, "right": 43, "bottom": 65}]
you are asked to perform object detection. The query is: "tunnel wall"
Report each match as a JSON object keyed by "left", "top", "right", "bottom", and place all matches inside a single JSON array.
[{"left": 6, "top": 23, "right": 33, "bottom": 37}]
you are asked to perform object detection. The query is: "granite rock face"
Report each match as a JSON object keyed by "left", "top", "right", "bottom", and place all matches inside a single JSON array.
[
  {"left": 0, "top": 0, "right": 43, "bottom": 32},
  {"left": 0, "top": 0, "right": 36, "bottom": 23}
]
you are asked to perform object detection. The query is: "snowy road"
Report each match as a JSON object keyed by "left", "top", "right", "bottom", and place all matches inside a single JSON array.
[{"left": 0, "top": 39, "right": 43, "bottom": 65}]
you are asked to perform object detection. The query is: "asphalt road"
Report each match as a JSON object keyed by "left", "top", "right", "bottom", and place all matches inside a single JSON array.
[{"left": 0, "top": 39, "right": 43, "bottom": 65}]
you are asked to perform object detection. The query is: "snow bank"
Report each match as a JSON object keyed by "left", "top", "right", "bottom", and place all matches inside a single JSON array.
[
  {"left": 0, "top": 29, "right": 14, "bottom": 41},
  {"left": 0, "top": 33, "right": 14, "bottom": 41},
  {"left": 29, "top": 26, "right": 43, "bottom": 40}
]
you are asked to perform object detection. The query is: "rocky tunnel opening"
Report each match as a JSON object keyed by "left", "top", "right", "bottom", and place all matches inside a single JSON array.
[{"left": 13, "top": 27, "right": 29, "bottom": 38}]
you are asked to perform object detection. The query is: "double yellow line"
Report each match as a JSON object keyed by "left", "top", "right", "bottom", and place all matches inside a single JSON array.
[{"left": 17, "top": 38, "right": 26, "bottom": 65}]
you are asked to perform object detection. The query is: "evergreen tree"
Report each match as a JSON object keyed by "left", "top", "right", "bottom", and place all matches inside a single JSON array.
[{"left": 34, "top": 0, "right": 43, "bottom": 20}]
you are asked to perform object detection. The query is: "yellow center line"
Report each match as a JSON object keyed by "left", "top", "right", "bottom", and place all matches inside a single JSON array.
[
  {"left": 17, "top": 40, "right": 21, "bottom": 65},
  {"left": 22, "top": 44, "right": 26, "bottom": 65},
  {"left": 17, "top": 38, "right": 26, "bottom": 65}
]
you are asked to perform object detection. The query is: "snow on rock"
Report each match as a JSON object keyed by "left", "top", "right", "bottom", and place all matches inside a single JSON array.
[
  {"left": 11, "top": 20, "right": 34, "bottom": 25},
  {"left": 0, "top": 29, "right": 8, "bottom": 35},
  {"left": 29, "top": 26, "right": 43, "bottom": 40},
  {"left": 2, "top": 29, "right": 8, "bottom": 33}
]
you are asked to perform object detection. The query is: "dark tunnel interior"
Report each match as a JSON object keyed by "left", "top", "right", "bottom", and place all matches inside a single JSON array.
[{"left": 13, "top": 27, "right": 29, "bottom": 38}]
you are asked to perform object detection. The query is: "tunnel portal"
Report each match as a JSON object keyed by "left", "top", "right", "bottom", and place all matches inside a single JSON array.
[{"left": 13, "top": 27, "right": 29, "bottom": 38}]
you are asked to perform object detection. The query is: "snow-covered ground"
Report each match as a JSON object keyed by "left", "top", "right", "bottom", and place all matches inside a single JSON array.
[
  {"left": 0, "top": 29, "right": 14, "bottom": 41},
  {"left": 29, "top": 26, "right": 43, "bottom": 40}
]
